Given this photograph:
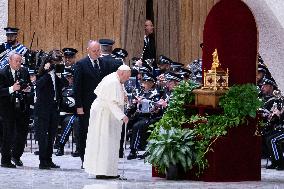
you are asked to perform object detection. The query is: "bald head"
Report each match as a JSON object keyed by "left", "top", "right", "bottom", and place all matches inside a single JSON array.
[
  {"left": 117, "top": 69, "right": 131, "bottom": 84},
  {"left": 87, "top": 40, "right": 101, "bottom": 60}
]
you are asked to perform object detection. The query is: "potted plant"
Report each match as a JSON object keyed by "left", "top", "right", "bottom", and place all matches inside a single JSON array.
[
  {"left": 146, "top": 82, "right": 262, "bottom": 178},
  {"left": 145, "top": 127, "right": 196, "bottom": 180}
]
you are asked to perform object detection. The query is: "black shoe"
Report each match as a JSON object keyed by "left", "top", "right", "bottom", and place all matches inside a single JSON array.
[
  {"left": 11, "top": 157, "right": 23, "bottom": 166},
  {"left": 39, "top": 163, "right": 51, "bottom": 170},
  {"left": 81, "top": 161, "right": 84, "bottom": 169},
  {"left": 48, "top": 162, "right": 60, "bottom": 168},
  {"left": 276, "top": 166, "right": 284, "bottom": 170},
  {"left": 55, "top": 148, "right": 64, "bottom": 156},
  {"left": 53, "top": 143, "right": 59, "bottom": 149},
  {"left": 34, "top": 151, "right": 39, "bottom": 155},
  {"left": 71, "top": 151, "right": 80, "bottom": 157},
  {"left": 137, "top": 154, "right": 146, "bottom": 160},
  {"left": 267, "top": 163, "right": 278, "bottom": 169},
  {"left": 1, "top": 162, "right": 16, "bottom": 168},
  {"left": 96, "top": 175, "right": 120, "bottom": 179},
  {"left": 127, "top": 151, "right": 137, "bottom": 160},
  {"left": 119, "top": 150, "right": 124, "bottom": 158}
]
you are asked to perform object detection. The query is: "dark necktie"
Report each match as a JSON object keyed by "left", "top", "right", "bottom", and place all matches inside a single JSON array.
[
  {"left": 15, "top": 70, "right": 19, "bottom": 82},
  {"left": 94, "top": 60, "right": 99, "bottom": 70}
]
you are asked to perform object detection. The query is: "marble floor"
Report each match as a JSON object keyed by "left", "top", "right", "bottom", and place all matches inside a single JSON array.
[{"left": 1, "top": 145, "right": 284, "bottom": 189}]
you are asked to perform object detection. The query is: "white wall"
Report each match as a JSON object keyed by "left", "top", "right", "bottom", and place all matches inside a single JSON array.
[
  {"left": 0, "top": 0, "right": 8, "bottom": 43},
  {"left": 243, "top": 0, "right": 284, "bottom": 92}
]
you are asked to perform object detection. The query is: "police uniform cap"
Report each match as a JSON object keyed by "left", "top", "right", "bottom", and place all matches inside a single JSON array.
[
  {"left": 258, "top": 64, "right": 268, "bottom": 74},
  {"left": 99, "top": 39, "right": 115, "bottom": 46},
  {"left": 4, "top": 27, "right": 19, "bottom": 35},
  {"left": 139, "top": 67, "right": 151, "bottom": 74},
  {"left": 142, "top": 73, "right": 156, "bottom": 82},
  {"left": 171, "top": 62, "right": 184, "bottom": 69},
  {"left": 28, "top": 69, "right": 36, "bottom": 75},
  {"left": 178, "top": 68, "right": 192, "bottom": 78},
  {"left": 165, "top": 72, "right": 183, "bottom": 82},
  {"left": 112, "top": 48, "right": 128, "bottom": 59},
  {"left": 180, "top": 68, "right": 191, "bottom": 74},
  {"left": 142, "top": 62, "right": 153, "bottom": 71},
  {"left": 62, "top": 48, "right": 78, "bottom": 57},
  {"left": 262, "top": 76, "right": 277, "bottom": 89},
  {"left": 158, "top": 55, "right": 172, "bottom": 65}
]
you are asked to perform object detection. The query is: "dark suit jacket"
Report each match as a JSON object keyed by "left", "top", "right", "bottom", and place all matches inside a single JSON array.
[
  {"left": 34, "top": 71, "right": 62, "bottom": 117},
  {"left": 0, "top": 65, "right": 30, "bottom": 118},
  {"left": 73, "top": 56, "right": 101, "bottom": 112},
  {"left": 98, "top": 54, "right": 123, "bottom": 77},
  {"left": 142, "top": 33, "right": 156, "bottom": 65}
]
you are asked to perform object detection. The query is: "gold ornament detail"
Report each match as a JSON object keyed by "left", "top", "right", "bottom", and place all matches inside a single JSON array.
[{"left": 202, "top": 49, "right": 229, "bottom": 90}]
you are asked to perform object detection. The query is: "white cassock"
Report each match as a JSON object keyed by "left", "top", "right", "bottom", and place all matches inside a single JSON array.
[{"left": 84, "top": 72, "right": 126, "bottom": 176}]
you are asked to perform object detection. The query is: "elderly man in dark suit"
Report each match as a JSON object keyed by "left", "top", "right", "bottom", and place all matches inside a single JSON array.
[
  {"left": 0, "top": 52, "right": 31, "bottom": 168},
  {"left": 73, "top": 40, "right": 104, "bottom": 168},
  {"left": 34, "top": 50, "right": 63, "bottom": 169}
]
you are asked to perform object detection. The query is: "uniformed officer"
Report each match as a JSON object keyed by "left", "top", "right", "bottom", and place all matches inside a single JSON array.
[
  {"left": 127, "top": 73, "right": 161, "bottom": 160},
  {"left": 98, "top": 39, "right": 123, "bottom": 75},
  {"left": 55, "top": 70, "right": 80, "bottom": 157},
  {"left": 170, "top": 61, "right": 184, "bottom": 73},
  {"left": 53, "top": 48, "right": 79, "bottom": 157},
  {"left": 259, "top": 76, "right": 284, "bottom": 170},
  {"left": 156, "top": 55, "right": 172, "bottom": 76},
  {"left": 0, "top": 27, "right": 28, "bottom": 69},
  {"left": 112, "top": 48, "right": 128, "bottom": 62}
]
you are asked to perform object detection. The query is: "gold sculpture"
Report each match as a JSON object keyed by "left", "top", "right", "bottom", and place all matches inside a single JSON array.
[
  {"left": 202, "top": 49, "right": 229, "bottom": 90},
  {"left": 211, "top": 49, "right": 220, "bottom": 70}
]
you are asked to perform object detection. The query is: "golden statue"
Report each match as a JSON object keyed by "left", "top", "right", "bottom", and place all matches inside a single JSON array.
[
  {"left": 211, "top": 49, "right": 220, "bottom": 70},
  {"left": 202, "top": 48, "right": 229, "bottom": 90}
]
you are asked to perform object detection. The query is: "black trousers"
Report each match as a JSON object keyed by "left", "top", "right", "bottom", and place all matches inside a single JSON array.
[
  {"left": 129, "top": 116, "right": 150, "bottom": 152},
  {"left": 1, "top": 112, "right": 29, "bottom": 164},
  {"left": 0, "top": 119, "right": 3, "bottom": 150},
  {"left": 34, "top": 104, "right": 59, "bottom": 164},
  {"left": 129, "top": 115, "right": 161, "bottom": 152},
  {"left": 78, "top": 110, "right": 90, "bottom": 162}
]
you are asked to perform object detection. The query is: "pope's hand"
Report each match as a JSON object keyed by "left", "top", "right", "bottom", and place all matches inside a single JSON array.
[{"left": 122, "top": 116, "right": 129, "bottom": 124}]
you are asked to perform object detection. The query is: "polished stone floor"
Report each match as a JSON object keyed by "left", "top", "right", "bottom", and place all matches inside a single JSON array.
[{"left": 1, "top": 145, "right": 284, "bottom": 189}]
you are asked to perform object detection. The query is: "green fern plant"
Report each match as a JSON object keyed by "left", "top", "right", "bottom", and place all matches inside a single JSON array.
[{"left": 145, "top": 128, "right": 196, "bottom": 174}]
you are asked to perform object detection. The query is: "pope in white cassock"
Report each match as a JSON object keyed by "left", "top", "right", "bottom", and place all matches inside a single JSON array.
[{"left": 84, "top": 65, "right": 130, "bottom": 179}]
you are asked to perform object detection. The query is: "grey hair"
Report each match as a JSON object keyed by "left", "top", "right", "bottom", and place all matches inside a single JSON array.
[
  {"left": 8, "top": 51, "right": 22, "bottom": 59},
  {"left": 87, "top": 40, "right": 99, "bottom": 48}
]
